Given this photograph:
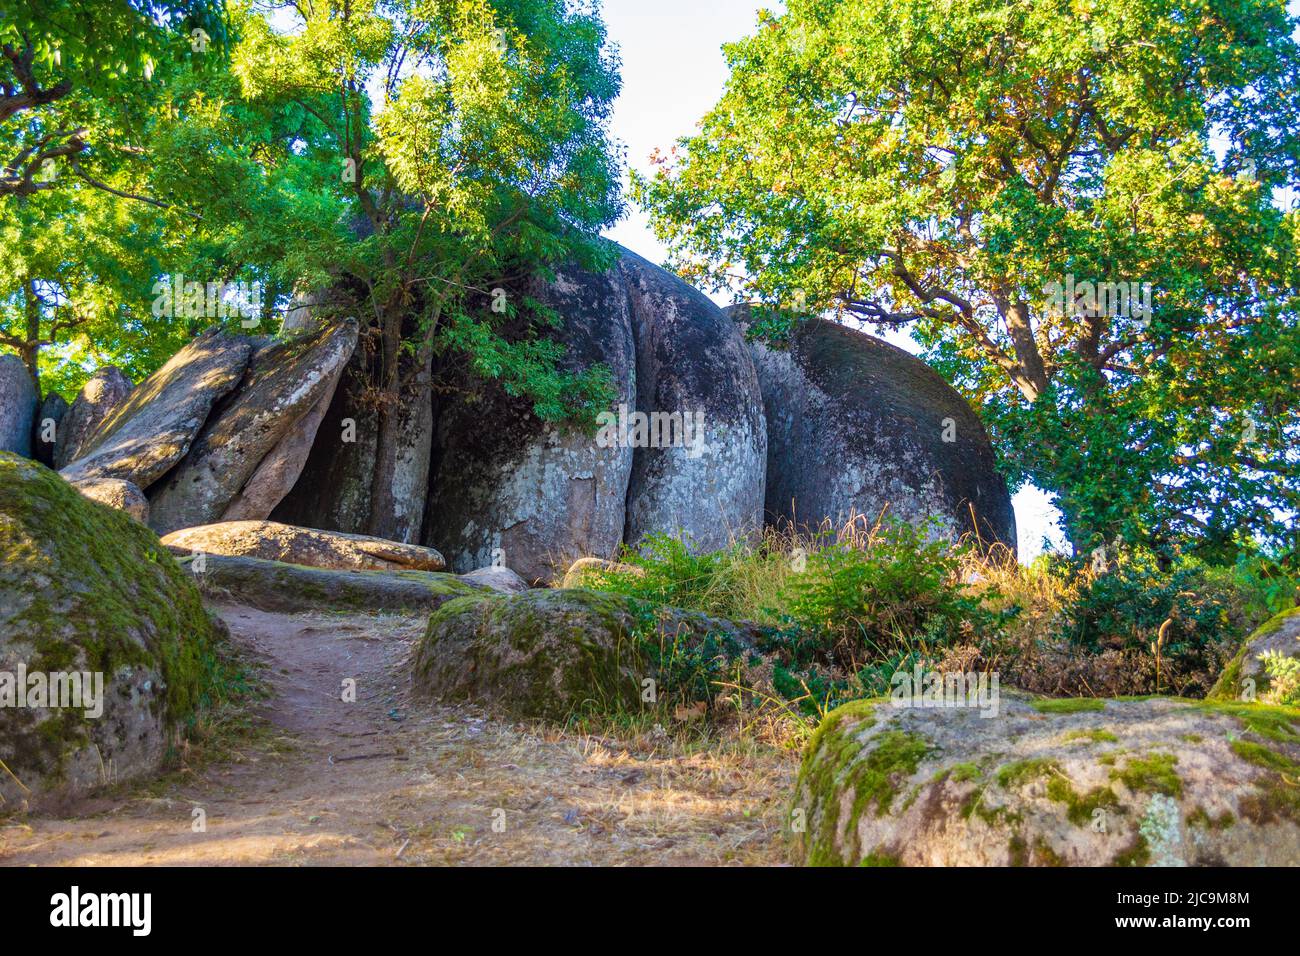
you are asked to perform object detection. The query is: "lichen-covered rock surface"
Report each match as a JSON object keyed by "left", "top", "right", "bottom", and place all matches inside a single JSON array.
[
  {"left": 414, "top": 588, "right": 764, "bottom": 721},
  {"left": 180, "top": 553, "right": 476, "bottom": 613},
  {"left": 161, "top": 519, "right": 444, "bottom": 572},
  {"left": 0, "top": 453, "right": 226, "bottom": 807},
  {"left": 793, "top": 693, "right": 1300, "bottom": 866},
  {"left": 1210, "top": 606, "right": 1300, "bottom": 702}
]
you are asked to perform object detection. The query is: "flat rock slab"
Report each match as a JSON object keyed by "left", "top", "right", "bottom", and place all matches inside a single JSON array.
[
  {"left": 60, "top": 329, "right": 252, "bottom": 489},
  {"left": 178, "top": 553, "right": 478, "bottom": 613},
  {"left": 149, "top": 320, "right": 358, "bottom": 534},
  {"left": 793, "top": 693, "right": 1300, "bottom": 866},
  {"left": 162, "top": 519, "right": 445, "bottom": 571}
]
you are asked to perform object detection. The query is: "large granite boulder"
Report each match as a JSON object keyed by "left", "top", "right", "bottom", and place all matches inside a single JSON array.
[
  {"left": 413, "top": 588, "right": 763, "bottom": 720},
  {"left": 792, "top": 693, "right": 1300, "bottom": 866},
  {"left": 179, "top": 553, "right": 477, "bottom": 613},
  {"left": 0, "top": 354, "right": 37, "bottom": 457},
  {"left": 148, "top": 320, "right": 358, "bottom": 534},
  {"left": 1211, "top": 607, "right": 1300, "bottom": 703},
  {"left": 617, "top": 249, "right": 767, "bottom": 550},
  {"left": 32, "top": 392, "right": 67, "bottom": 467},
  {"left": 0, "top": 453, "right": 227, "bottom": 808},
  {"left": 53, "top": 367, "right": 134, "bottom": 469},
  {"left": 421, "top": 261, "right": 637, "bottom": 583},
  {"left": 737, "top": 314, "right": 1015, "bottom": 548},
  {"left": 161, "top": 519, "right": 445, "bottom": 571},
  {"left": 60, "top": 329, "right": 253, "bottom": 490}
]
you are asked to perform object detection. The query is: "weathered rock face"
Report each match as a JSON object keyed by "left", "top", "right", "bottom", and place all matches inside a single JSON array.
[
  {"left": 0, "top": 454, "right": 226, "bottom": 808},
  {"left": 69, "top": 477, "right": 150, "bottom": 524},
  {"left": 738, "top": 314, "right": 1015, "bottom": 548},
  {"left": 161, "top": 520, "right": 445, "bottom": 572},
  {"left": 459, "top": 565, "right": 530, "bottom": 594},
  {"left": 422, "top": 261, "right": 637, "bottom": 583},
  {"left": 32, "top": 392, "right": 67, "bottom": 467},
  {"left": 1211, "top": 607, "right": 1300, "bottom": 702},
  {"left": 60, "top": 329, "right": 252, "bottom": 490},
  {"left": 178, "top": 553, "right": 476, "bottom": 613},
  {"left": 270, "top": 344, "right": 379, "bottom": 536},
  {"left": 618, "top": 250, "right": 767, "bottom": 550},
  {"left": 53, "top": 367, "right": 134, "bottom": 469},
  {"left": 413, "top": 588, "right": 762, "bottom": 720},
  {"left": 148, "top": 320, "right": 358, "bottom": 534},
  {"left": 793, "top": 694, "right": 1300, "bottom": 866},
  {"left": 0, "top": 354, "right": 37, "bottom": 457}
]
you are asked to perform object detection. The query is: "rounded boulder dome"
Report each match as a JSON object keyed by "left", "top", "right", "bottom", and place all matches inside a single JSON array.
[{"left": 736, "top": 312, "right": 1015, "bottom": 549}]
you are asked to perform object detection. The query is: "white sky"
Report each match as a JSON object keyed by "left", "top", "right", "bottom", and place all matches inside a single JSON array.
[{"left": 598, "top": 0, "right": 1069, "bottom": 559}]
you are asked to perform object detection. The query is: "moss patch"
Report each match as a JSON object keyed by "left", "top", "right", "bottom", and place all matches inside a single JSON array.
[{"left": 1031, "top": 698, "right": 1106, "bottom": 714}]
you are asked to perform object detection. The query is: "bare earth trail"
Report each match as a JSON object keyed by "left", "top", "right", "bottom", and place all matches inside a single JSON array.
[{"left": 0, "top": 604, "right": 796, "bottom": 866}]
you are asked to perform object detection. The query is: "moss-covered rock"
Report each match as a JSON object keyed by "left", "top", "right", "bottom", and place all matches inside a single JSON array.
[
  {"left": 412, "top": 588, "right": 763, "bottom": 721},
  {"left": 0, "top": 453, "right": 227, "bottom": 808},
  {"left": 180, "top": 553, "right": 478, "bottom": 612},
  {"left": 792, "top": 692, "right": 1300, "bottom": 866},
  {"left": 1209, "top": 606, "right": 1300, "bottom": 702}
]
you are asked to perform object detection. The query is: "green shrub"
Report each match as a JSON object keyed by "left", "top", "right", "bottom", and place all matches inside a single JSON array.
[{"left": 780, "top": 522, "right": 999, "bottom": 672}]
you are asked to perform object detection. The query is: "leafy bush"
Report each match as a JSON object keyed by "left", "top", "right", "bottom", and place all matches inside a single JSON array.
[{"left": 1260, "top": 650, "right": 1300, "bottom": 706}]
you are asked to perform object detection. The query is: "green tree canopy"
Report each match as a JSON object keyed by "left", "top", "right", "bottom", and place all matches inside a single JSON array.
[{"left": 636, "top": 0, "right": 1300, "bottom": 560}]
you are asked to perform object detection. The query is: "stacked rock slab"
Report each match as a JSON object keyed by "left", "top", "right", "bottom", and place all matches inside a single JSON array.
[
  {"left": 0, "top": 354, "right": 37, "bottom": 457},
  {"left": 737, "top": 312, "right": 1015, "bottom": 548},
  {"left": 148, "top": 320, "right": 358, "bottom": 534},
  {"left": 422, "top": 260, "right": 638, "bottom": 584},
  {"left": 54, "top": 366, "right": 133, "bottom": 469},
  {"left": 60, "top": 328, "right": 253, "bottom": 491},
  {"left": 617, "top": 249, "right": 767, "bottom": 550}
]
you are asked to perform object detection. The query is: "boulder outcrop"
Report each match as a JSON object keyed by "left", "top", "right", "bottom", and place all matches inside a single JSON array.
[
  {"left": 413, "top": 588, "right": 764, "bottom": 720},
  {"left": 422, "top": 261, "right": 637, "bottom": 583},
  {"left": 148, "top": 320, "right": 358, "bottom": 534},
  {"left": 618, "top": 249, "right": 766, "bottom": 550},
  {"left": 179, "top": 553, "right": 476, "bottom": 613},
  {"left": 60, "top": 329, "right": 253, "bottom": 491},
  {"left": 738, "top": 314, "right": 1015, "bottom": 548}
]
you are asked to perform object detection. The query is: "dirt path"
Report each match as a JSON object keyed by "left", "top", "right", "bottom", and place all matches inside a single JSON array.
[{"left": 0, "top": 603, "right": 797, "bottom": 866}]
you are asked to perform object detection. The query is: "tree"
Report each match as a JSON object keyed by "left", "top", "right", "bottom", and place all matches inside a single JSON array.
[
  {"left": 199, "top": 0, "right": 624, "bottom": 540},
  {"left": 0, "top": 0, "right": 228, "bottom": 391},
  {"left": 635, "top": 0, "right": 1300, "bottom": 559}
]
